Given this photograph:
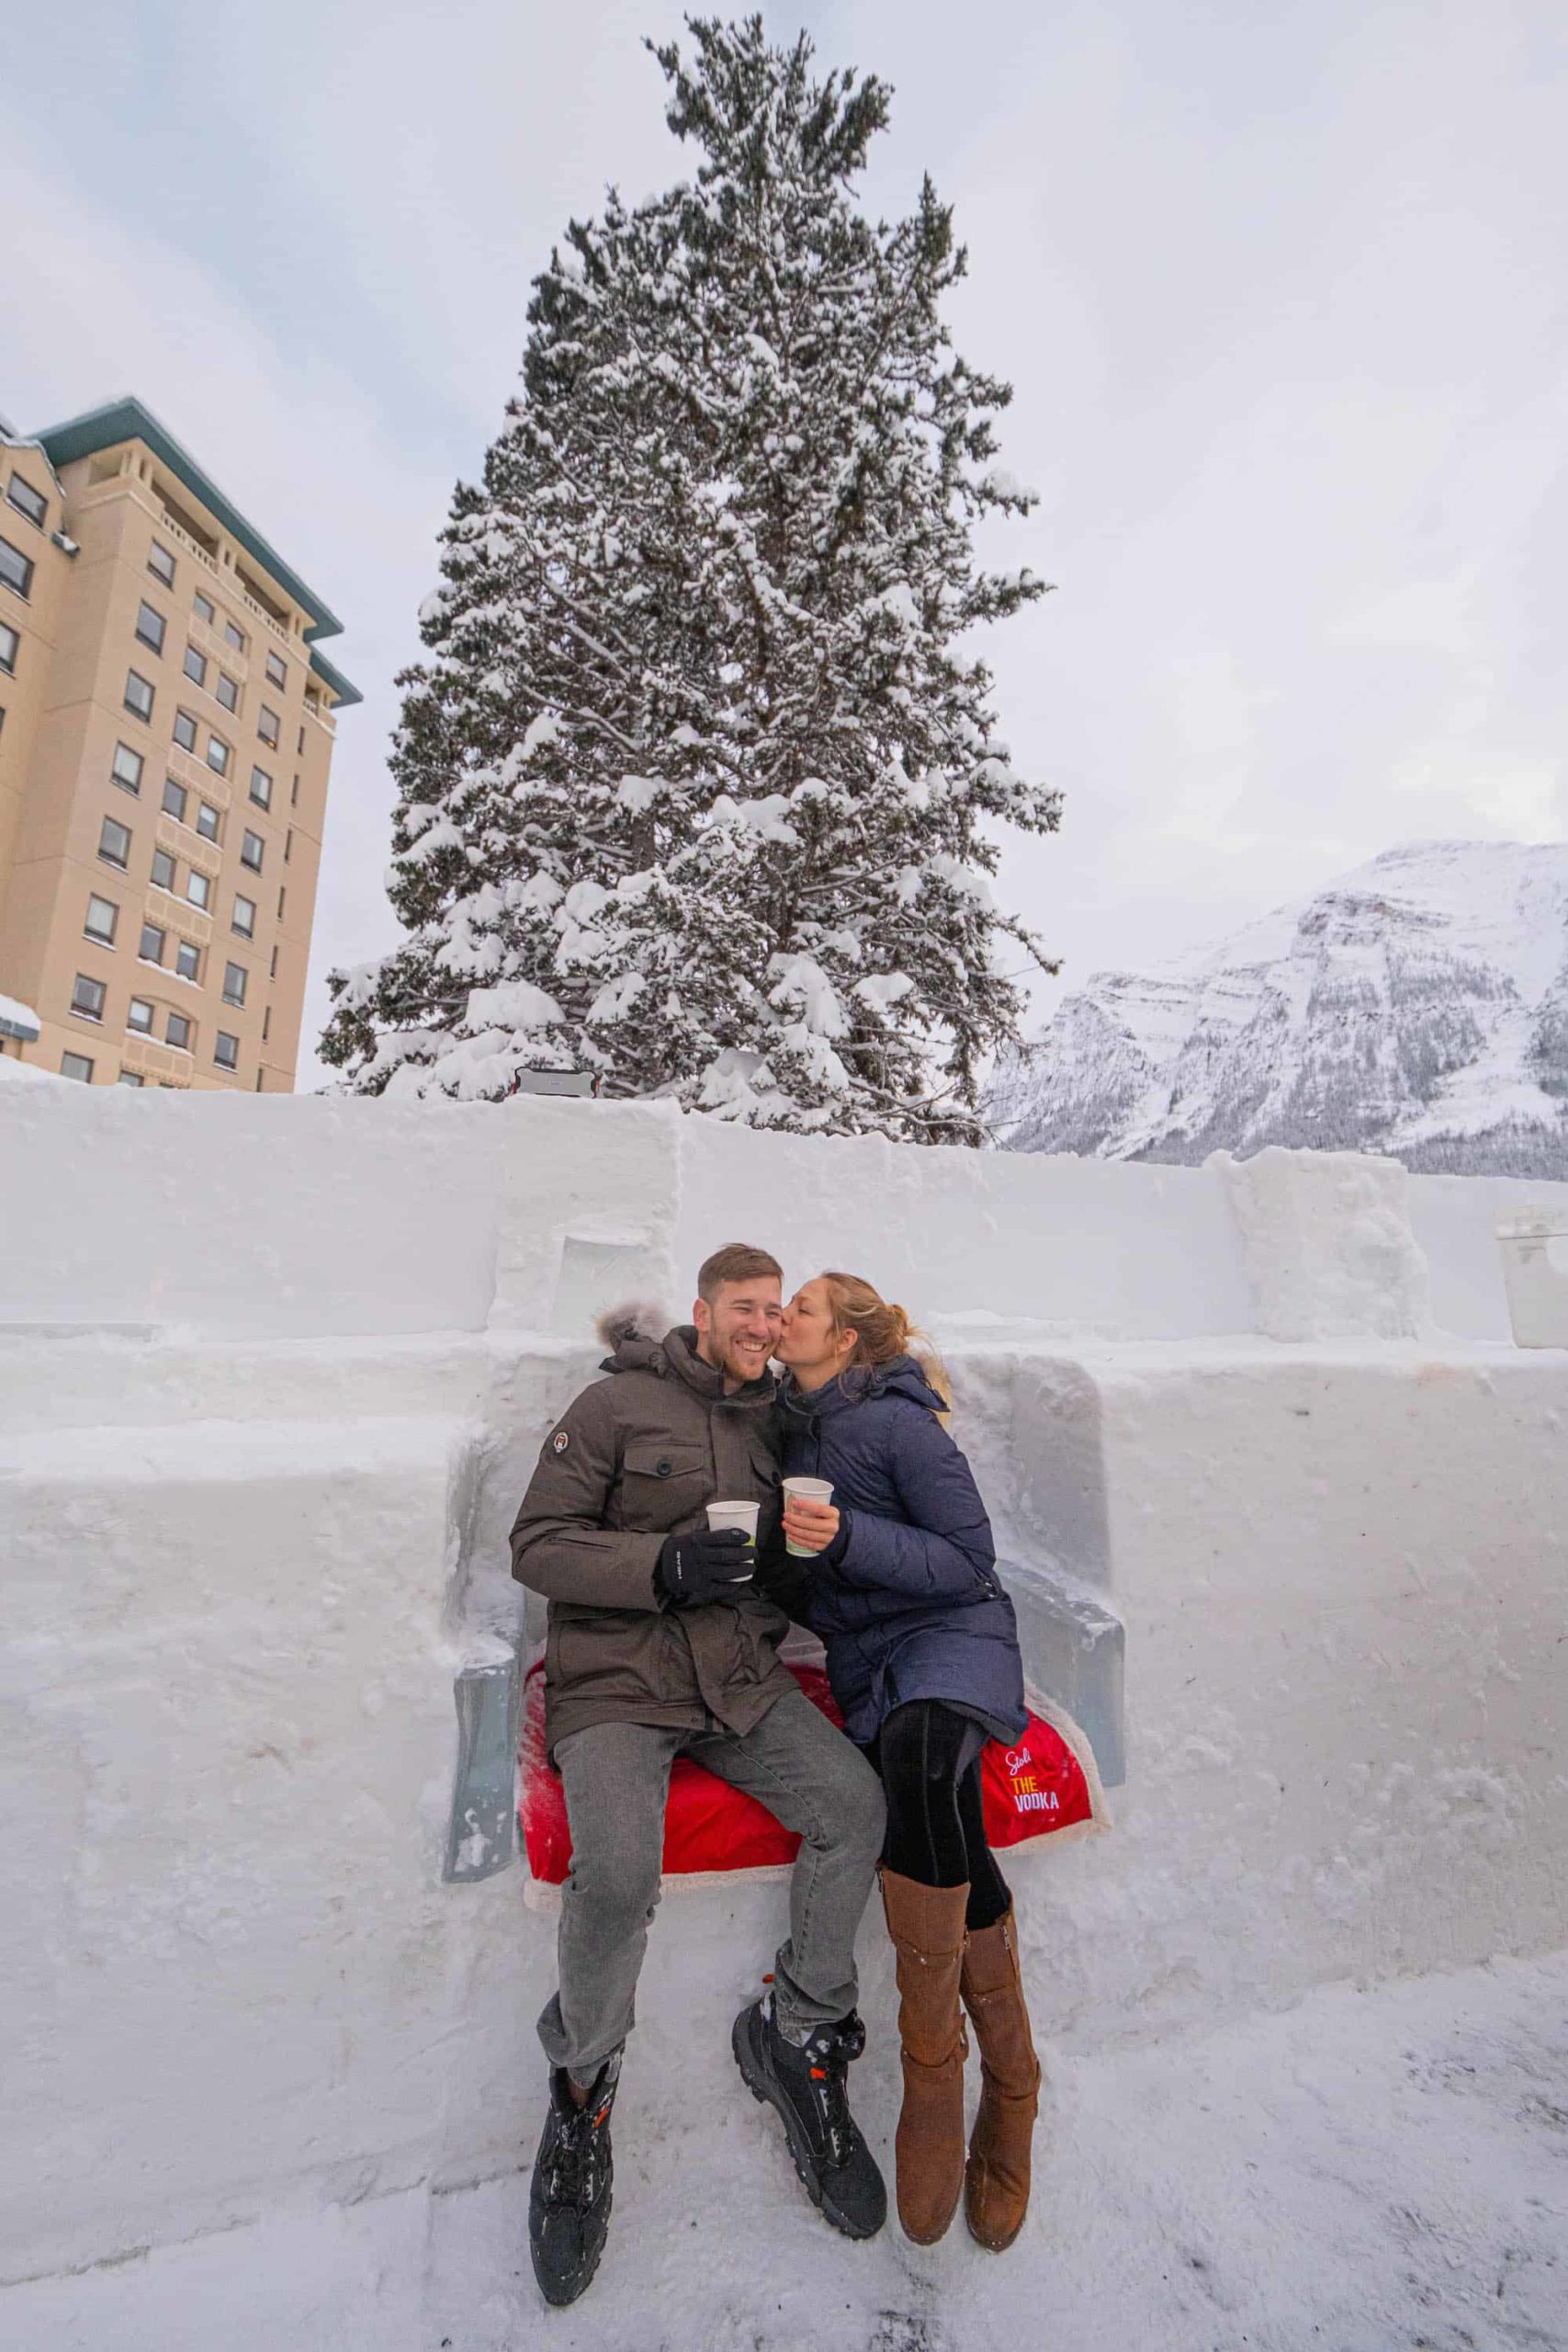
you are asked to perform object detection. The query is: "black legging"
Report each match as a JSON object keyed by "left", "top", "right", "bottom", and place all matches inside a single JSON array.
[{"left": 870, "top": 1698, "right": 1011, "bottom": 1932}]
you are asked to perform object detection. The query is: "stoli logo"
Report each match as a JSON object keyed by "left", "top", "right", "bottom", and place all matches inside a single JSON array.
[{"left": 1004, "top": 1744, "right": 1032, "bottom": 1776}]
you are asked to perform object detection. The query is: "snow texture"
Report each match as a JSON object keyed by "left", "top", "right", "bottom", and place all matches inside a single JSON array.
[
  {"left": 3, "top": 1084, "right": 1567, "bottom": 2334},
  {"left": 11, "top": 1947, "right": 1562, "bottom": 2351},
  {"left": 993, "top": 841, "right": 1568, "bottom": 1177}
]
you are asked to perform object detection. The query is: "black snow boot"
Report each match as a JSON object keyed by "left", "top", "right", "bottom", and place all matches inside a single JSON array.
[
  {"left": 732, "top": 1996, "right": 886, "bottom": 2240},
  {"left": 528, "top": 2052, "right": 620, "bottom": 2307}
]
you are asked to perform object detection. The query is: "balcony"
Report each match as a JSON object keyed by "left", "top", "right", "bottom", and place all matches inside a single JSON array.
[{"left": 156, "top": 512, "right": 220, "bottom": 575}]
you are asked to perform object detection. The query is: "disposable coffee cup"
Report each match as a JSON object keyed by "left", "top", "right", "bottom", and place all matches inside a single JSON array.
[
  {"left": 782, "top": 1476, "right": 834, "bottom": 1557},
  {"left": 705, "top": 1498, "right": 759, "bottom": 1580}
]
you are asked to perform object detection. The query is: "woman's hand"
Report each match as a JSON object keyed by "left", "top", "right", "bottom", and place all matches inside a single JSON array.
[{"left": 782, "top": 1496, "right": 840, "bottom": 1556}]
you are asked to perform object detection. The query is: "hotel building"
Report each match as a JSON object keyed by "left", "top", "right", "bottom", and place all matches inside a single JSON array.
[{"left": 0, "top": 398, "right": 358, "bottom": 1090}]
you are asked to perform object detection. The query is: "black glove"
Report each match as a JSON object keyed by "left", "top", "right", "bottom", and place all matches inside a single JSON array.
[{"left": 655, "top": 1525, "right": 752, "bottom": 1608}]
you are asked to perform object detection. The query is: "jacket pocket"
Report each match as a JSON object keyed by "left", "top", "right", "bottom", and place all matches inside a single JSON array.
[{"left": 620, "top": 1438, "right": 708, "bottom": 1532}]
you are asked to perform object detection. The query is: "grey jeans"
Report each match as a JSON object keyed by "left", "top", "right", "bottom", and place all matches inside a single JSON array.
[{"left": 536, "top": 1685, "right": 886, "bottom": 2079}]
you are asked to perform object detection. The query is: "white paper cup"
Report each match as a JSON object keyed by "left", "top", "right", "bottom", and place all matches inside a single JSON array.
[
  {"left": 705, "top": 1498, "right": 759, "bottom": 1578},
  {"left": 781, "top": 1476, "right": 834, "bottom": 1557}
]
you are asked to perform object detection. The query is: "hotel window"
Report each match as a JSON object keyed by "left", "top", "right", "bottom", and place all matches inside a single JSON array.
[
  {"left": 265, "top": 650, "right": 287, "bottom": 690},
  {"left": 71, "top": 973, "right": 107, "bottom": 1023},
  {"left": 258, "top": 705, "right": 280, "bottom": 749},
  {"left": 135, "top": 602, "right": 166, "bottom": 655},
  {"left": 276, "top": 887, "right": 287, "bottom": 920},
  {"left": 166, "top": 1011, "right": 192, "bottom": 1051},
  {"left": 124, "top": 670, "right": 155, "bottom": 721},
  {"left": 173, "top": 709, "right": 197, "bottom": 752},
  {"left": 85, "top": 894, "right": 119, "bottom": 946},
  {"left": 61, "top": 1051, "right": 95, "bottom": 1083},
  {"left": 216, "top": 672, "right": 240, "bottom": 713},
  {"left": 148, "top": 540, "right": 177, "bottom": 588},
  {"left": 262, "top": 1004, "right": 271, "bottom": 1041},
  {"left": 214, "top": 1031, "right": 240, "bottom": 1071},
  {"left": 151, "top": 848, "right": 176, "bottom": 892},
  {"left": 176, "top": 940, "right": 201, "bottom": 982},
  {"left": 184, "top": 645, "right": 208, "bottom": 688},
  {"left": 139, "top": 922, "right": 166, "bottom": 965},
  {"left": 98, "top": 815, "right": 132, "bottom": 869},
  {"left": 194, "top": 591, "right": 216, "bottom": 628},
  {"left": 290, "top": 775, "right": 299, "bottom": 808},
  {"left": 284, "top": 829, "right": 293, "bottom": 864},
  {"left": 0, "top": 620, "right": 17, "bottom": 674},
  {"left": 163, "top": 777, "right": 188, "bottom": 821},
  {"left": 222, "top": 960, "right": 248, "bottom": 1006},
  {"left": 6, "top": 474, "right": 47, "bottom": 527},
  {"left": 127, "top": 997, "right": 154, "bottom": 1035},
  {"left": 207, "top": 734, "right": 230, "bottom": 775},
  {"left": 186, "top": 870, "right": 211, "bottom": 911},
  {"left": 297, "top": 726, "right": 306, "bottom": 755},
  {"left": 118, "top": 1070, "right": 146, "bottom": 1086},
  {"left": 268, "top": 945, "right": 278, "bottom": 979},
  {"left": 250, "top": 765, "right": 273, "bottom": 809},
  {"left": 0, "top": 534, "right": 35, "bottom": 599},
  {"left": 112, "top": 742, "right": 145, "bottom": 796},
  {"left": 232, "top": 893, "right": 256, "bottom": 938},
  {"left": 241, "top": 830, "right": 264, "bottom": 872},
  {"left": 224, "top": 617, "right": 244, "bottom": 652},
  {"left": 196, "top": 801, "right": 220, "bottom": 842}
]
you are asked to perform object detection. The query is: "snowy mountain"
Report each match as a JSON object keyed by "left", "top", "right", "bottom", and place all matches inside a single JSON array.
[{"left": 991, "top": 842, "right": 1568, "bottom": 1175}]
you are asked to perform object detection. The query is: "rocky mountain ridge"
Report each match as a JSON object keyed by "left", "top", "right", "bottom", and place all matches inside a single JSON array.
[{"left": 991, "top": 841, "right": 1568, "bottom": 1176}]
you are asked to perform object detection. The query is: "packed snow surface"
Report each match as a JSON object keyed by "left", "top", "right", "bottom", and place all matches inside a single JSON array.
[
  {"left": 10, "top": 1947, "right": 1565, "bottom": 2351},
  {"left": 992, "top": 841, "right": 1568, "bottom": 1176}
]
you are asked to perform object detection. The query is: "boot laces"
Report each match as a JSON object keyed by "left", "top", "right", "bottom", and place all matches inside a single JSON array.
[
  {"left": 543, "top": 2086, "right": 613, "bottom": 2210},
  {"left": 801, "top": 2018, "right": 863, "bottom": 2169}
]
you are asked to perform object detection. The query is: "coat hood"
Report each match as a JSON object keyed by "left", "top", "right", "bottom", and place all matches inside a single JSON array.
[
  {"left": 779, "top": 1352, "right": 946, "bottom": 1420},
  {"left": 596, "top": 1307, "right": 774, "bottom": 1406}
]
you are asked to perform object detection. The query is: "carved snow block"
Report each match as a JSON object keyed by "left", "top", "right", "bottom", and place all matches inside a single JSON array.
[
  {"left": 1496, "top": 1209, "right": 1568, "bottom": 1349},
  {"left": 1215, "top": 1146, "right": 1432, "bottom": 1340}
]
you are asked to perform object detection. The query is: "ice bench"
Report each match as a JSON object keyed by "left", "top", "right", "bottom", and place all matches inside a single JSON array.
[{"left": 446, "top": 1556, "right": 1126, "bottom": 1886}]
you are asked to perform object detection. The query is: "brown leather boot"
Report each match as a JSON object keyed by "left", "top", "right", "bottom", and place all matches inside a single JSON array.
[
  {"left": 961, "top": 1904, "right": 1041, "bottom": 2252},
  {"left": 880, "top": 1867, "right": 970, "bottom": 2245}
]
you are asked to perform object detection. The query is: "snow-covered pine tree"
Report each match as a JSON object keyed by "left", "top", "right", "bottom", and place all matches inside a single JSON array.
[{"left": 321, "top": 15, "right": 1061, "bottom": 1139}]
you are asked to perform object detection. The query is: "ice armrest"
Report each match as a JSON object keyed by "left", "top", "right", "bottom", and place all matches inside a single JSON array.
[
  {"left": 443, "top": 1651, "right": 524, "bottom": 1883},
  {"left": 996, "top": 1557, "right": 1126, "bottom": 1788}
]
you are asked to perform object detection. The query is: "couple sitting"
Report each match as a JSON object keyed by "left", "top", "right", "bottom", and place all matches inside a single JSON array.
[{"left": 511, "top": 1241, "right": 1041, "bottom": 2306}]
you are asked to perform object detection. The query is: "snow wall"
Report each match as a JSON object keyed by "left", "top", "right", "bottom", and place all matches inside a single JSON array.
[{"left": 3, "top": 1085, "right": 1566, "bottom": 2291}]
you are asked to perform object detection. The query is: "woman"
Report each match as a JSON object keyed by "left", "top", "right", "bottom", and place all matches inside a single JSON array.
[{"left": 774, "top": 1273, "right": 1041, "bottom": 2254}]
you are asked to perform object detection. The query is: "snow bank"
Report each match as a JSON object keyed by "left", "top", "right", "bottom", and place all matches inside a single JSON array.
[
  {"left": 4, "top": 1083, "right": 1562, "bottom": 1340},
  {"left": 2, "top": 1087, "right": 1566, "bottom": 2312}
]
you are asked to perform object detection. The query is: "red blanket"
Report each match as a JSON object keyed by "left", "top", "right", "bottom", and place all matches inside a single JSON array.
[{"left": 519, "top": 1657, "right": 1101, "bottom": 1888}]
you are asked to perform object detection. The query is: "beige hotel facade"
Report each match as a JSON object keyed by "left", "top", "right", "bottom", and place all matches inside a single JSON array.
[{"left": 0, "top": 398, "right": 358, "bottom": 1091}]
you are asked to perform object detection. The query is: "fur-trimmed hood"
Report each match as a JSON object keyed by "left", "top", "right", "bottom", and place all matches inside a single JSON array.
[{"left": 593, "top": 1300, "right": 670, "bottom": 1356}]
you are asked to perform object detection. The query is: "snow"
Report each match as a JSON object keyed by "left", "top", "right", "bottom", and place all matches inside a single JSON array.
[
  {"left": 995, "top": 840, "right": 1568, "bottom": 1174},
  {"left": 0, "top": 989, "right": 41, "bottom": 1039},
  {"left": 0, "top": 1052, "right": 58, "bottom": 1082},
  {"left": 9, "top": 1949, "right": 1565, "bottom": 2348},
  {"left": 4, "top": 1087, "right": 1567, "bottom": 2331}
]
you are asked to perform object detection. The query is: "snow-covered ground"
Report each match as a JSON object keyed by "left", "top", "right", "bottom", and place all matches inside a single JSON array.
[{"left": 11, "top": 1946, "right": 1565, "bottom": 2351}]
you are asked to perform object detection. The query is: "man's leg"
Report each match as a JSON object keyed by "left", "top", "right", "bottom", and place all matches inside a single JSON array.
[
  {"left": 536, "top": 1719, "right": 681, "bottom": 2080},
  {"left": 690, "top": 1684, "right": 886, "bottom": 2036},
  {"left": 701, "top": 1686, "right": 888, "bottom": 2238}
]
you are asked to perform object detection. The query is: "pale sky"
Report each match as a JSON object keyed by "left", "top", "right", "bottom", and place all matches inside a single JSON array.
[{"left": 5, "top": 0, "right": 1565, "bottom": 1086}]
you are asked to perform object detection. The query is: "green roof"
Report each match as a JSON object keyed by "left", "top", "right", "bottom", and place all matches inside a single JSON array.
[
  {"left": 32, "top": 395, "right": 360, "bottom": 707},
  {"left": 308, "top": 647, "right": 363, "bottom": 709}
]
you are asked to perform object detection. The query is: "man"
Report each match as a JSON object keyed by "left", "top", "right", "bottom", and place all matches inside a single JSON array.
[{"left": 511, "top": 1242, "right": 887, "bottom": 2306}]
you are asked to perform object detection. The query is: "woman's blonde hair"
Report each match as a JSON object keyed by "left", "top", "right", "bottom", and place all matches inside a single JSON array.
[{"left": 818, "top": 1271, "right": 950, "bottom": 1413}]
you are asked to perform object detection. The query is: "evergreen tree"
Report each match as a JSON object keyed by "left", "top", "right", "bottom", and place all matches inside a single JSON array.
[{"left": 322, "top": 15, "right": 1061, "bottom": 1139}]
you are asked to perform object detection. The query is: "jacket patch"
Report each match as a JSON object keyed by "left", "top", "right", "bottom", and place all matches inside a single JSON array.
[{"left": 551, "top": 1429, "right": 570, "bottom": 1454}]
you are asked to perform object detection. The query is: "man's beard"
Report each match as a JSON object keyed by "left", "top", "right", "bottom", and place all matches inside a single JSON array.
[{"left": 715, "top": 1331, "right": 774, "bottom": 1385}]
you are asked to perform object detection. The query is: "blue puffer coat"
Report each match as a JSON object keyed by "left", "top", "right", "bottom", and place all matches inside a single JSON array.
[{"left": 778, "top": 1356, "right": 1026, "bottom": 1748}]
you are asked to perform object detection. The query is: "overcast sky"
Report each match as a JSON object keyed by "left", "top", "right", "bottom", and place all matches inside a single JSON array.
[{"left": 5, "top": 0, "right": 1565, "bottom": 1084}]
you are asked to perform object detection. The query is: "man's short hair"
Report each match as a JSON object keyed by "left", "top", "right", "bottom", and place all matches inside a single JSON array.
[{"left": 696, "top": 1242, "right": 783, "bottom": 1302}]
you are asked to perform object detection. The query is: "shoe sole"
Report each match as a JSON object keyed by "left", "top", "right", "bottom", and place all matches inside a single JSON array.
[
  {"left": 731, "top": 2007, "right": 880, "bottom": 2243},
  {"left": 530, "top": 2179, "right": 613, "bottom": 2308}
]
